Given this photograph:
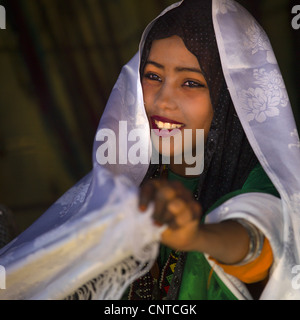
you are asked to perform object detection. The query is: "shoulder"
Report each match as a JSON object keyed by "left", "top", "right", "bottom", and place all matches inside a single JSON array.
[
  {"left": 206, "top": 164, "right": 280, "bottom": 215},
  {"left": 241, "top": 164, "right": 280, "bottom": 197}
]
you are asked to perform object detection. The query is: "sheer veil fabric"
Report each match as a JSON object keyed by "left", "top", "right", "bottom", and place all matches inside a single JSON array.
[
  {"left": 209, "top": 0, "right": 300, "bottom": 299},
  {"left": 0, "top": 0, "right": 299, "bottom": 300}
]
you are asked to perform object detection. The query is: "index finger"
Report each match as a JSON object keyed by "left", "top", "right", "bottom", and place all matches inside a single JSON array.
[{"left": 138, "top": 180, "right": 159, "bottom": 211}]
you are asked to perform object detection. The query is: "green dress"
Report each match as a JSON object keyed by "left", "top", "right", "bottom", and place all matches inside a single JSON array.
[{"left": 161, "top": 164, "right": 280, "bottom": 300}]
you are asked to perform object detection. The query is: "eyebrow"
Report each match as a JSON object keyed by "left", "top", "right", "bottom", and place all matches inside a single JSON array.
[{"left": 146, "top": 60, "right": 203, "bottom": 75}]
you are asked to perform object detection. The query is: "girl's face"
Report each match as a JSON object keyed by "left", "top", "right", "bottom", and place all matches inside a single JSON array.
[{"left": 142, "top": 35, "right": 214, "bottom": 175}]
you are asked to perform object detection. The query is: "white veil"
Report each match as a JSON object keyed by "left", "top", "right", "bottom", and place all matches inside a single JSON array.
[
  {"left": 0, "top": 0, "right": 299, "bottom": 300},
  {"left": 0, "top": 2, "right": 181, "bottom": 300},
  {"left": 0, "top": 43, "right": 162, "bottom": 302},
  {"left": 205, "top": 0, "right": 300, "bottom": 300}
]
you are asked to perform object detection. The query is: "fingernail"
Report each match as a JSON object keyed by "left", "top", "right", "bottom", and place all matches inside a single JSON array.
[{"left": 139, "top": 204, "right": 147, "bottom": 212}]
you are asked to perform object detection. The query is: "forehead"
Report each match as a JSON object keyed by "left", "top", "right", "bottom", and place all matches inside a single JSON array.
[{"left": 148, "top": 35, "right": 200, "bottom": 68}]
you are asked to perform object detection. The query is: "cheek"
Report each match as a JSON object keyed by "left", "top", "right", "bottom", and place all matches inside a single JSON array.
[{"left": 187, "top": 98, "right": 213, "bottom": 129}]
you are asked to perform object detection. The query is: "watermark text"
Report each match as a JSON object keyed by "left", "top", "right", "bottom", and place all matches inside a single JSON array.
[
  {"left": 95, "top": 121, "right": 204, "bottom": 176},
  {"left": 0, "top": 265, "right": 5, "bottom": 289},
  {"left": 292, "top": 5, "right": 300, "bottom": 30},
  {"left": 292, "top": 265, "right": 300, "bottom": 289},
  {"left": 0, "top": 5, "right": 5, "bottom": 29}
]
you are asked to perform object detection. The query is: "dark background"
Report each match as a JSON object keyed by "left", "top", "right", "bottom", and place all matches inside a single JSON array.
[{"left": 0, "top": 0, "right": 299, "bottom": 233}]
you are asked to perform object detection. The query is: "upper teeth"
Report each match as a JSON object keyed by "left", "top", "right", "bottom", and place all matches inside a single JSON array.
[{"left": 155, "top": 120, "right": 183, "bottom": 129}]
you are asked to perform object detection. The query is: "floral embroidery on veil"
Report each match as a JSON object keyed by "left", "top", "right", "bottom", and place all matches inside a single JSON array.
[
  {"left": 55, "top": 181, "right": 90, "bottom": 218},
  {"left": 244, "top": 20, "right": 277, "bottom": 64},
  {"left": 239, "top": 68, "right": 288, "bottom": 123}
]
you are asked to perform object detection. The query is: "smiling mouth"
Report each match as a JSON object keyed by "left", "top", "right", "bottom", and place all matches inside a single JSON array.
[
  {"left": 151, "top": 116, "right": 185, "bottom": 130},
  {"left": 154, "top": 119, "right": 184, "bottom": 129}
]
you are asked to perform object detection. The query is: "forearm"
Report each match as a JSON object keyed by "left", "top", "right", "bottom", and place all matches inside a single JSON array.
[{"left": 191, "top": 220, "right": 250, "bottom": 265}]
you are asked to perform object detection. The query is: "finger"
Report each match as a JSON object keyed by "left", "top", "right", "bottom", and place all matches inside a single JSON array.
[
  {"left": 167, "top": 198, "right": 202, "bottom": 227},
  {"left": 153, "top": 185, "right": 177, "bottom": 222},
  {"left": 169, "top": 181, "right": 195, "bottom": 202},
  {"left": 157, "top": 185, "right": 177, "bottom": 201},
  {"left": 168, "top": 182, "right": 202, "bottom": 219},
  {"left": 167, "top": 198, "right": 192, "bottom": 227},
  {"left": 160, "top": 198, "right": 190, "bottom": 229},
  {"left": 139, "top": 180, "right": 158, "bottom": 211},
  {"left": 155, "top": 208, "right": 176, "bottom": 228},
  {"left": 167, "top": 198, "right": 186, "bottom": 216}
]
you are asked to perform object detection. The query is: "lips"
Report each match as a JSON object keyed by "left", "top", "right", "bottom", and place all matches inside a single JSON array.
[
  {"left": 150, "top": 115, "right": 185, "bottom": 137},
  {"left": 151, "top": 115, "right": 185, "bottom": 130}
]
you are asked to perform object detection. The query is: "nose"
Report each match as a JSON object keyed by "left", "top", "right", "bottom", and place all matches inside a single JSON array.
[{"left": 155, "top": 83, "right": 178, "bottom": 111}]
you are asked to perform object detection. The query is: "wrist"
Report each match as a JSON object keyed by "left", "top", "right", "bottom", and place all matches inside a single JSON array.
[{"left": 191, "top": 221, "right": 251, "bottom": 265}]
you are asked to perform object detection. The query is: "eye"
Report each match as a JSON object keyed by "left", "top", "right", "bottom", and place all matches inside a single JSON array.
[
  {"left": 183, "top": 80, "right": 205, "bottom": 88},
  {"left": 144, "top": 72, "right": 162, "bottom": 82}
]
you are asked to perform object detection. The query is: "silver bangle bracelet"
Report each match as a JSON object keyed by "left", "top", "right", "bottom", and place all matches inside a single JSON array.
[{"left": 232, "top": 218, "right": 264, "bottom": 266}]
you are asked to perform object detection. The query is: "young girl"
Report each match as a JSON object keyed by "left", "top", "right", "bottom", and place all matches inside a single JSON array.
[
  {"left": 0, "top": 0, "right": 299, "bottom": 300},
  {"left": 124, "top": 0, "right": 300, "bottom": 300},
  {"left": 127, "top": 0, "right": 278, "bottom": 300}
]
